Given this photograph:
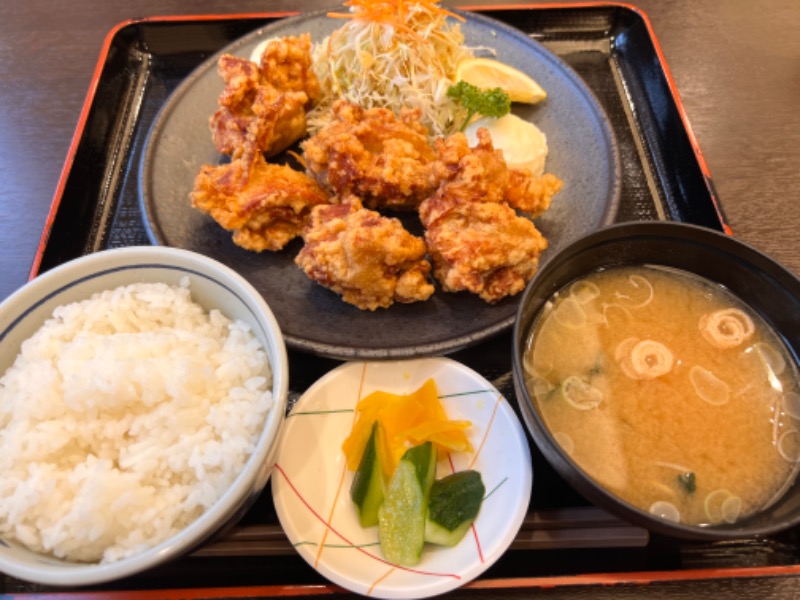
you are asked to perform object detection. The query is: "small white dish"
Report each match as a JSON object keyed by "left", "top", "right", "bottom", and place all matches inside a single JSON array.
[{"left": 271, "top": 357, "right": 532, "bottom": 598}]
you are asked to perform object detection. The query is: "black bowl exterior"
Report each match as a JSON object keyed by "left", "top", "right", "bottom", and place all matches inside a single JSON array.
[{"left": 512, "top": 221, "right": 800, "bottom": 541}]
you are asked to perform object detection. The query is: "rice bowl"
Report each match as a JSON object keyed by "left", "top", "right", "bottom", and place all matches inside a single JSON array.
[{"left": 0, "top": 246, "right": 288, "bottom": 585}]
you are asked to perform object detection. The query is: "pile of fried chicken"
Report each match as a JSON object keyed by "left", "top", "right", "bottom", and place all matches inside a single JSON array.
[{"left": 190, "top": 35, "right": 563, "bottom": 311}]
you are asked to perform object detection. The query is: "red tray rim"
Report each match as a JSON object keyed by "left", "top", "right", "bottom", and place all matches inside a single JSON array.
[{"left": 21, "top": 4, "right": 753, "bottom": 594}]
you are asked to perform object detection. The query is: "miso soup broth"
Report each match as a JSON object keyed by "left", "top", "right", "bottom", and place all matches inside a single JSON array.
[{"left": 523, "top": 265, "right": 800, "bottom": 527}]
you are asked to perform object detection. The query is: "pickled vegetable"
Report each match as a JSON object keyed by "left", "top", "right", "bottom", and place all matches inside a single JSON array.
[
  {"left": 425, "top": 470, "right": 485, "bottom": 547},
  {"left": 342, "top": 378, "right": 472, "bottom": 478},
  {"left": 350, "top": 422, "right": 385, "bottom": 527},
  {"left": 378, "top": 442, "right": 436, "bottom": 566}
]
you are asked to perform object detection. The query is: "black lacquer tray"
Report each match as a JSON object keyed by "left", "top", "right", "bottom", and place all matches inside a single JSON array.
[{"left": 21, "top": 3, "right": 800, "bottom": 596}]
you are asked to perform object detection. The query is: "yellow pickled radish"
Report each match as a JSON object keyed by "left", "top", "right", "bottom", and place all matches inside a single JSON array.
[
  {"left": 455, "top": 57, "right": 547, "bottom": 104},
  {"left": 341, "top": 378, "right": 473, "bottom": 478},
  {"left": 465, "top": 113, "right": 548, "bottom": 176}
]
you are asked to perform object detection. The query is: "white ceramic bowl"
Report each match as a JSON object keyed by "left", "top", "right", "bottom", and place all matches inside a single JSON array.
[{"left": 0, "top": 246, "right": 289, "bottom": 586}]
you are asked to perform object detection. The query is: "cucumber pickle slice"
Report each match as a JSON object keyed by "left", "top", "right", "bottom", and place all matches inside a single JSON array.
[
  {"left": 378, "top": 442, "right": 436, "bottom": 566},
  {"left": 350, "top": 422, "right": 385, "bottom": 527},
  {"left": 425, "top": 470, "right": 485, "bottom": 547}
]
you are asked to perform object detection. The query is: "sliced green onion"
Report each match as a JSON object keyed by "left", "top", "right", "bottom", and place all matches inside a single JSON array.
[
  {"left": 569, "top": 281, "right": 600, "bottom": 304},
  {"left": 778, "top": 428, "right": 800, "bottom": 462},
  {"left": 698, "top": 308, "right": 754, "bottom": 349},
  {"left": 561, "top": 376, "right": 603, "bottom": 410},
  {"left": 721, "top": 495, "right": 742, "bottom": 524},
  {"left": 689, "top": 365, "right": 730, "bottom": 406},
  {"left": 704, "top": 489, "right": 734, "bottom": 524},
  {"left": 552, "top": 297, "right": 588, "bottom": 329},
  {"left": 649, "top": 501, "right": 680, "bottom": 523},
  {"left": 614, "top": 274, "right": 654, "bottom": 309}
]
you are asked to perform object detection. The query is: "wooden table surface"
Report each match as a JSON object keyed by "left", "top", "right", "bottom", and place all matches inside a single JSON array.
[{"left": 1, "top": 0, "right": 800, "bottom": 597}]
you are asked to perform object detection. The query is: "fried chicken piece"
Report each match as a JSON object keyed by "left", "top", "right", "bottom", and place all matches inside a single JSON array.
[
  {"left": 301, "top": 100, "right": 440, "bottom": 211},
  {"left": 216, "top": 53, "right": 260, "bottom": 110},
  {"left": 433, "top": 128, "right": 563, "bottom": 216},
  {"left": 295, "top": 197, "right": 435, "bottom": 310},
  {"left": 257, "top": 33, "right": 321, "bottom": 103},
  {"left": 190, "top": 150, "right": 330, "bottom": 252},
  {"left": 418, "top": 128, "right": 555, "bottom": 303},
  {"left": 432, "top": 127, "right": 509, "bottom": 204},
  {"left": 211, "top": 83, "right": 308, "bottom": 158},
  {"left": 505, "top": 170, "right": 564, "bottom": 218},
  {"left": 419, "top": 193, "right": 548, "bottom": 303},
  {"left": 209, "top": 35, "right": 319, "bottom": 157}
]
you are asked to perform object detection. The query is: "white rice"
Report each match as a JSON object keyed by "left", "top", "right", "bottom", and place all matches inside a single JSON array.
[{"left": 0, "top": 279, "right": 273, "bottom": 563}]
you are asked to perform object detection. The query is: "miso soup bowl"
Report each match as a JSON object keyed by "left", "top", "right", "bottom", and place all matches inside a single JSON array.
[{"left": 512, "top": 221, "right": 800, "bottom": 541}]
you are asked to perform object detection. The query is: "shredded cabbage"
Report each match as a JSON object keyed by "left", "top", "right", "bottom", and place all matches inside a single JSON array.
[{"left": 309, "top": 1, "right": 474, "bottom": 138}]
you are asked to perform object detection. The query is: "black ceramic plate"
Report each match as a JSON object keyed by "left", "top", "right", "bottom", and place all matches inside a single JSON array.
[{"left": 139, "top": 9, "right": 621, "bottom": 360}]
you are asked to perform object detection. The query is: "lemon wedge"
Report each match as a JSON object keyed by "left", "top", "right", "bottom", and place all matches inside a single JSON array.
[
  {"left": 455, "top": 57, "right": 547, "bottom": 104},
  {"left": 465, "top": 113, "right": 548, "bottom": 176}
]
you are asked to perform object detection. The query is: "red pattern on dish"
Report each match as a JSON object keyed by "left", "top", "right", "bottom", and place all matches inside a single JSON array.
[{"left": 272, "top": 463, "right": 461, "bottom": 581}]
